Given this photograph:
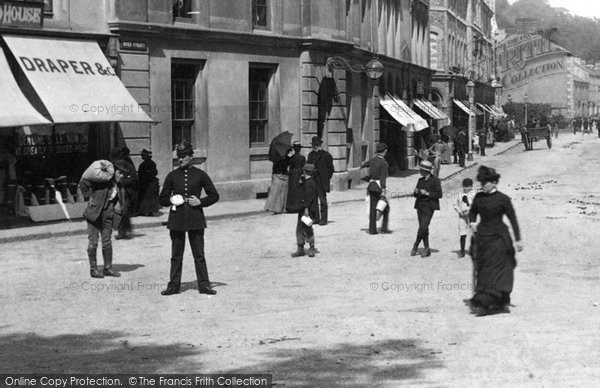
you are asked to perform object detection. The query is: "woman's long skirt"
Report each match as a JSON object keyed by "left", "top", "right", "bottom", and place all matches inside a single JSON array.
[
  {"left": 472, "top": 231, "right": 516, "bottom": 308},
  {"left": 265, "top": 174, "right": 288, "bottom": 213}
]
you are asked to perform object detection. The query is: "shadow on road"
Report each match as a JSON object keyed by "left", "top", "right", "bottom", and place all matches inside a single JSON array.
[
  {"left": 0, "top": 330, "right": 203, "bottom": 373},
  {"left": 219, "top": 339, "right": 443, "bottom": 386},
  {"left": 112, "top": 264, "right": 145, "bottom": 273}
]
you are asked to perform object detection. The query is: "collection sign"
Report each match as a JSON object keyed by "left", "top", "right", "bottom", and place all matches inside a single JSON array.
[
  {"left": 0, "top": 0, "right": 44, "bottom": 28},
  {"left": 497, "top": 33, "right": 569, "bottom": 89}
]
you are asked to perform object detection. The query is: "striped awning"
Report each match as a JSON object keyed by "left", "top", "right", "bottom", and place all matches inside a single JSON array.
[
  {"left": 379, "top": 93, "right": 428, "bottom": 132},
  {"left": 453, "top": 99, "right": 476, "bottom": 116},
  {"left": 413, "top": 99, "right": 450, "bottom": 124}
]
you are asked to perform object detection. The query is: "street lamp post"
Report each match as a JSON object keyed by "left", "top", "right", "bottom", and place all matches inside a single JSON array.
[
  {"left": 524, "top": 93, "right": 529, "bottom": 127},
  {"left": 466, "top": 80, "right": 475, "bottom": 161}
]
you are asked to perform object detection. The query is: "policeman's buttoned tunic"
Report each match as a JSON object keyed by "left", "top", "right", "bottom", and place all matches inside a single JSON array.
[{"left": 159, "top": 166, "right": 219, "bottom": 230}]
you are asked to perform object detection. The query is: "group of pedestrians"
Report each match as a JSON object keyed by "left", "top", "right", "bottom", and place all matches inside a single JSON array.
[
  {"left": 79, "top": 135, "right": 523, "bottom": 315},
  {"left": 364, "top": 139, "right": 522, "bottom": 316},
  {"left": 265, "top": 135, "right": 334, "bottom": 225}
]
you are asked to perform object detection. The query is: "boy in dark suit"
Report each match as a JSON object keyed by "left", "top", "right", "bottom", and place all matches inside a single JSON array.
[
  {"left": 291, "top": 164, "right": 319, "bottom": 258},
  {"left": 411, "top": 160, "right": 443, "bottom": 257}
]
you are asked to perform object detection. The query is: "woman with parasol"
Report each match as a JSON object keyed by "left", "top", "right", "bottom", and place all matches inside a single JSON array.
[{"left": 265, "top": 131, "right": 293, "bottom": 214}]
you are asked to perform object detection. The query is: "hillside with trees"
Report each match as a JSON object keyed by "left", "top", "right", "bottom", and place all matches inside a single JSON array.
[{"left": 496, "top": 0, "right": 600, "bottom": 63}]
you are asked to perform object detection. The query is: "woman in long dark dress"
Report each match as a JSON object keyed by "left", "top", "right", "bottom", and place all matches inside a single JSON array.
[
  {"left": 137, "top": 149, "right": 160, "bottom": 216},
  {"left": 285, "top": 141, "right": 306, "bottom": 213},
  {"left": 469, "top": 166, "right": 523, "bottom": 315}
]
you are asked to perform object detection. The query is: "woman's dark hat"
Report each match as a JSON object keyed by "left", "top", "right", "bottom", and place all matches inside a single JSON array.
[
  {"left": 311, "top": 136, "right": 323, "bottom": 146},
  {"left": 476, "top": 165, "right": 500, "bottom": 183},
  {"left": 176, "top": 143, "right": 194, "bottom": 158},
  {"left": 141, "top": 148, "right": 152, "bottom": 156},
  {"left": 293, "top": 141, "right": 302, "bottom": 148}
]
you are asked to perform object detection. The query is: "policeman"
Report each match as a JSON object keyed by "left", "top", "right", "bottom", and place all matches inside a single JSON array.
[{"left": 158, "top": 143, "right": 220, "bottom": 296}]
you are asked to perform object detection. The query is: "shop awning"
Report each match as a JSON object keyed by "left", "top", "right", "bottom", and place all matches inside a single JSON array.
[
  {"left": 465, "top": 101, "right": 484, "bottom": 115},
  {"left": 413, "top": 99, "right": 450, "bottom": 123},
  {"left": 379, "top": 93, "right": 428, "bottom": 132},
  {"left": 476, "top": 103, "right": 497, "bottom": 117},
  {"left": 453, "top": 99, "right": 476, "bottom": 116},
  {"left": 490, "top": 105, "right": 507, "bottom": 117},
  {"left": 2, "top": 35, "right": 154, "bottom": 124},
  {"left": 0, "top": 47, "right": 52, "bottom": 128}
]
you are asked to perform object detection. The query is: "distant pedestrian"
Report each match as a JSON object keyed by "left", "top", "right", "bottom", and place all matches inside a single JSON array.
[
  {"left": 453, "top": 178, "right": 475, "bottom": 258},
  {"left": 137, "top": 149, "right": 160, "bottom": 216},
  {"left": 285, "top": 141, "right": 306, "bottom": 213},
  {"left": 158, "top": 142, "right": 220, "bottom": 296},
  {"left": 364, "top": 143, "right": 390, "bottom": 235},
  {"left": 307, "top": 136, "right": 334, "bottom": 225},
  {"left": 411, "top": 160, "right": 443, "bottom": 257},
  {"left": 290, "top": 164, "right": 319, "bottom": 258},
  {"left": 80, "top": 161, "right": 130, "bottom": 278},
  {"left": 455, "top": 128, "right": 468, "bottom": 167},
  {"left": 478, "top": 128, "right": 486, "bottom": 156},
  {"left": 468, "top": 166, "right": 523, "bottom": 316},
  {"left": 428, "top": 137, "right": 444, "bottom": 177},
  {"left": 113, "top": 160, "right": 137, "bottom": 239},
  {"left": 553, "top": 121, "right": 559, "bottom": 139}
]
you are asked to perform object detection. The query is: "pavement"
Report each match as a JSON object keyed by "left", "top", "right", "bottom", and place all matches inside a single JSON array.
[{"left": 0, "top": 139, "right": 521, "bottom": 243}]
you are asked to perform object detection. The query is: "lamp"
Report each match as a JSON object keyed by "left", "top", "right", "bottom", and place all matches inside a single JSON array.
[
  {"left": 326, "top": 56, "right": 384, "bottom": 80},
  {"left": 466, "top": 80, "right": 475, "bottom": 161},
  {"left": 524, "top": 93, "right": 529, "bottom": 127}
]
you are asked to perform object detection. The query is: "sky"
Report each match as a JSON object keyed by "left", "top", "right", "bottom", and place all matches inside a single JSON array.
[{"left": 508, "top": 0, "right": 600, "bottom": 19}]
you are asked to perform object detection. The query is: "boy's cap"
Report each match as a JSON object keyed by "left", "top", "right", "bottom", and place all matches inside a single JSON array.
[
  {"left": 302, "top": 163, "right": 316, "bottom": 173},
  {"left": 462, "top": 178, "right": 473, "bottom": 187}
]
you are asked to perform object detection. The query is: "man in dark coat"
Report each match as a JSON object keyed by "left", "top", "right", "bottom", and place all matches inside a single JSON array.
[
  {"left": 307, "top": 136, "right": 334, "bottom": 225},
  {"left": 411, "top": 160, "right": 443, "bottom": 257},
  {"left": 113, "top": 160, "right": 137, "bottom": 239},
  {"left": 364, "top": 143, "right": 390, "bottom": 234},
  {"left": 137, "top": 149, "right": 160, "bottom": 216},
  {"left": 454, "top": 128, "right": 468, "bottom": 167},
  {"left": 158, "top": 143, "right": 220, "bottom": 296},
  {"left": 285, "top": 141, "right": 306, "bottom": 213},
  {"left": 290, "top": 164, "right": 319, "bottom": 258}
]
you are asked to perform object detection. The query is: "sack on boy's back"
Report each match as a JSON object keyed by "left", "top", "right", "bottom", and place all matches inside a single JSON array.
[{"left": 81, "top": 160, "right": 114, "bottom": 183}]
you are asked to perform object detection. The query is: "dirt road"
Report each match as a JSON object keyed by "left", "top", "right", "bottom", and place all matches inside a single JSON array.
[{"left": 1, "top": 134, "right": 599, "bottom": 386}]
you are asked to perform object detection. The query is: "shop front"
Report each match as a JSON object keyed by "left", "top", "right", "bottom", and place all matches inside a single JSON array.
[{"left": 0, "top": 34, "right": 153, "bottom": 223}]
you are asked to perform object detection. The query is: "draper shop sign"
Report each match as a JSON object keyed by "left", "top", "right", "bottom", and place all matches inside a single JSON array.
[{"left": 0, "top": 1, "right": 44, "bottom": 28}]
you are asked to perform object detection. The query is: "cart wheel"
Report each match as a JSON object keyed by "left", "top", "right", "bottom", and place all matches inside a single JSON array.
[{"left": 547, "top": 136, "right": 552, "bottom": 149}]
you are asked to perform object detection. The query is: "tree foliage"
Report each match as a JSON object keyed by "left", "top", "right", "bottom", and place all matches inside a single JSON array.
[{"left": 497, "top": 0, "right": 600, "bottom": 63}]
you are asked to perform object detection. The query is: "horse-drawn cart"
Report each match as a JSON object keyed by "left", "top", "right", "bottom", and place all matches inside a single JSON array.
[{"left": 520, "top": 126, "right": 552, "bottom": 150}]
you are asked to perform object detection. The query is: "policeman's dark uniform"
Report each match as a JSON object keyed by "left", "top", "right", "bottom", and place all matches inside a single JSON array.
[
  {"left": 411, "top": 160, "right": 442, "bottom": 257},
  {"left": 158, "top": 143, "right": 220, "bottom": 295}
]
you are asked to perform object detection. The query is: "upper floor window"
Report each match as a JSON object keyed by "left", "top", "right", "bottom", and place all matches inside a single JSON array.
[
  {"left": 249, "top": 66, "right": 274, "bottom": 146},
  {"left": 173, "top": 0, "right": 191, "bottom": 19},
  {"left": 252, "top": 0, "right": 268, "bottom": 30}
]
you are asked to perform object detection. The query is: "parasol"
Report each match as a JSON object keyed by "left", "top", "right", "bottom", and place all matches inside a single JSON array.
[
  {"left": 440, "top": 125, "right": 458, "bottom": 140},
  {"left": 268, "top": 131, "right": 293, "bottom": 162}
]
